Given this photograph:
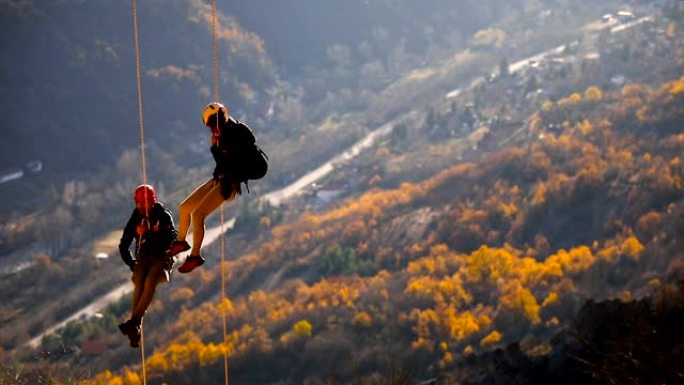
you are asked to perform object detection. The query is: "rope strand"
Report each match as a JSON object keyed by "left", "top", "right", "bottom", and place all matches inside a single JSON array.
[
  {"left": 140, "top": 324, "right": 147, "bottom": 385},
  {"left": 132, "top": 0, "right": 148, "bottom": 186},
  {"left": 220, "top": 205, "right": 230, "bottom": 385},
  {"left": 131, "top": 1, "right": 148, "bottom": 383},
  {"left": 211, "top": 0, "right": 220, "bottom": 102},
  {"left": 211, "top": 1, "right": 230, "bottom": 384}
]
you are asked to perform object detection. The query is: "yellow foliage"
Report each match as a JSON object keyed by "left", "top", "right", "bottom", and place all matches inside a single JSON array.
[
  {"left": 557, "top": 93, "right": 582, "bottom": 107},
  {"left": 123, "top": 370, "right": 141, "bottom": 385},
  {"left": 597, "top": 245, "right": 619, "bottom": 262},
  {"left": 669, "top": 76, "right": 684, "bottom": 95},
  {"left": 621, "top": 236, "right": 644, "bottom": 261},
  {"left": 465, "top": 246, "right": 516, "bottom": 283},
  {"left": 439, "top": 341, "right": 448, "bottom": 351},
  {"left": 411, "top": 337, "right": 433, "bottom": 352},
  {"left": 531, "top": 183, "right": 547, "bottom": 206},
  {"left": 541, "top": 100, "right": 554, "bottom": 111},
  {"left": 438, "top": 351, "right": 454, "bottom": 368},
  {"left": 293, "top": 320, "right": 313, "bottom": 337},
  {"left": 480, "top": 330, "right": 502, "bottom": 347},
  {"left": 85, "top": 371, "right": 122, "bottom": 385},
  {"left": 546, "top": 246, "right": 596, "bottom": 274},
  {"left": 584, "top": 86, "right": 604, "bottom": 102},
  {"left": 498, "top": 202, "right": 519, "bottom": 218},
  {"left": 542, "top": 292, "right": 559, "bottom": 307},
  {"left": 463, "top": 345, "right": 474, "bottom": 356},
  {"left": 444, "top": 309, "right": 481, "bottom": 341},
  {"left": 577, "top": 120, "right": 594, "bottom": 136},
  {"left": 499, "top": 280, "right": 541, "bottom": 324}
]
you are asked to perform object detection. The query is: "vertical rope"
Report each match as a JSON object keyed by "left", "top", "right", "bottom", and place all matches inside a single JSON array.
[
  {"left": 220, "top": 206, "right": 230, "bottom": 385},
  {"left": 131, "top": 1, "right": 148, "bottom": 383},
  {"left": 211, "top": 1, "right": 229, "bottom": 384},
  {"left": 132, "top": 0, "right": 148, "bottom": 186},
  {"left": 211, "top": 0, "right": 220, "bottom": 102},
  {"left": 139, "top": 324, "right": 147, "bottom": 385}
]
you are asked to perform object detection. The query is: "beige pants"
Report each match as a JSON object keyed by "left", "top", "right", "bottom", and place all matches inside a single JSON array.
[
  {"left": 177, "top": 178, "right": 237, "bottom": 256},
  {"left": 130, "top": 255, "right": 173, "bottom": 321}
]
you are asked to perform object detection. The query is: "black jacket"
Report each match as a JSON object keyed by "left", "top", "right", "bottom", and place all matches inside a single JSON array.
[
  {"left": 211, "top": 117, "right": 256, "bottom": 196},
  {"left": 118, "top": 202, "right": 177, "bottom": 267}
]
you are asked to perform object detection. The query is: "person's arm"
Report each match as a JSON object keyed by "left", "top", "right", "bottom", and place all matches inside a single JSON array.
[{"left": 118, "top": 210, "right": 139, "bottom": 271}]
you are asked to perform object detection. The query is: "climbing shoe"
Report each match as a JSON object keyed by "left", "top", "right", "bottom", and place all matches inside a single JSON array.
[
  {"left": 166, "top": 240, "right": 191, "bottom": 257},
  {"left": 118, "top": 320, "right": 136, "bottom": 336},
  {"left": 127, "top": 326, "right": 141, "bottom": 348},
  {"left": 178, "top": 255, "right": 205, "bottom": 274}
]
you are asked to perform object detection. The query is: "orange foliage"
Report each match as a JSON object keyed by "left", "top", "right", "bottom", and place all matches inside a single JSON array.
[
  {"left": 499, "top": 280, "right": 540, "bottom": 324},
  {"left": 480, "top": 330, "right": 502, "bottom": 347},
  {"left": 352, "top": 311, "right": 373, "bottom": 327},
  {"left": 621, "top": 236, "right": 645, "bottom": 261},
  {"left": 669, "top": 76, "right": 684, "bottom": 95}
]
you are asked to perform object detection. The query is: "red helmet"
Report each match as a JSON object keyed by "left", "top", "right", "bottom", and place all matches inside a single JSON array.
[{"left": 134, "top": 184, "right": 156, "bottom": 204}]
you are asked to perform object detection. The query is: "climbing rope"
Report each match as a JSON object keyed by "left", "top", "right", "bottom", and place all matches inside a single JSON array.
[
  {"left": 131, "top": 0, "right": 148, "bottom": 383},
  {"left": 139, "top": 323, "right": 147, "bottom": 385},
  {"left": 211, "top": 0, "right": 231, "bottom": 384},
  {"left": 220, "top": 206, "right": 230, "bottom": 385},
  {"left": 132, "top": 0, "right": 148, "bottom": 187},
  {"left": 212, "top": 0, "right": 221, "bottom": 102}
]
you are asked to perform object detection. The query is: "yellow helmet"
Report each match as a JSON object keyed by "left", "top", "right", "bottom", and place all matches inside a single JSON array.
[{"left": 202, "top": 102, "right": 228, "bottom": 126}]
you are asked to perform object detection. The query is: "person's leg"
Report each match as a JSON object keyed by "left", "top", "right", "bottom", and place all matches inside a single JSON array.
[
  {"left": 168, "top": 179, "right": 217, "bottom": 257},
  {"left": 119, "top": 261, "right": 146, "bottom": 336},
  {"left": 177, "top": 179, "right": 217, "bottom": 241},
  {"left": 189, "top": 183, "right": 236, "bottom": 256},
  {"left": 178, "top": 183, "right": 237, "bottom": 273},
  {"left": 130, "top": 269, "right": 143, "bottom": 317},
  {"left": 126, "top": 259, "right": 170, "bottom": 347}
]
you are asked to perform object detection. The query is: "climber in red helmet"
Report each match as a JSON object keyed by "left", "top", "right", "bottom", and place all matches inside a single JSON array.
[{"left": 117, "top": 184, "right": 177, "bottom": 347}]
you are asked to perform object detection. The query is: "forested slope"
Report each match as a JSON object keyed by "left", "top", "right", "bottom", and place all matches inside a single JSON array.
[{"left": 82, "top": 74, "right": 684, "bottom": 384}]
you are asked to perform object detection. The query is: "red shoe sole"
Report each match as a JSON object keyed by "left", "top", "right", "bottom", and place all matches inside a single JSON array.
[
  {"left": 178, "top": 257, "right": 205, "bottom": 273},
  {"left": 167, "top": 241, "right": 191, "bottom": 257}
]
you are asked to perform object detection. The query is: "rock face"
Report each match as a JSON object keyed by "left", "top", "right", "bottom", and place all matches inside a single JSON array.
[{"left": 450, "top": 281, "right": 684, "bottom": 385}]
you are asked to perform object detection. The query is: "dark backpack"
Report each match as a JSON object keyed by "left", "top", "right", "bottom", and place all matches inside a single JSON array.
[
  {"left": 227, "top": 119, "right": 268, "bottom": 192},
  {"left": 243, "top": 143, "right": 269, "bottom": 181}
]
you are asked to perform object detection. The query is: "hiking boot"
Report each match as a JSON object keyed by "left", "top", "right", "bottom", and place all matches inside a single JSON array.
[
  {"left": 178, "top": 255, "right": 205, "bottom": 274},
  {"left": 166, "top": 240, "right": 191, "bottom": 258}
]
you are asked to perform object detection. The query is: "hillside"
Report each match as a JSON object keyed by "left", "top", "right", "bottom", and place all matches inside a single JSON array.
[
  {"left": 0, "top": 0, "right": 616, "bottom": 336},
  {"left": 20, "top": 70, "right": 684, "bottom": 384}
]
